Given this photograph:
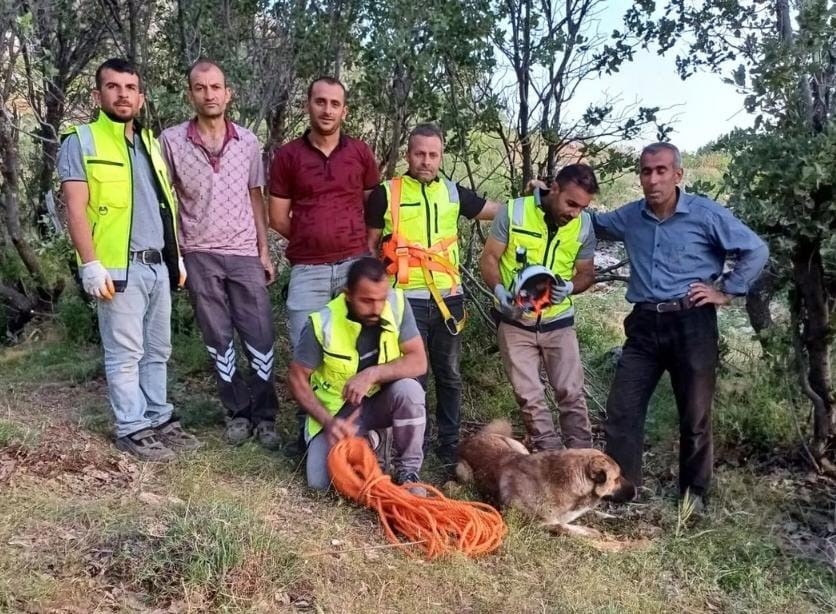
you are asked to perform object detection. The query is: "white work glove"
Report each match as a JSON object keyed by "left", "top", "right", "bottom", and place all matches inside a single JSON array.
[
  {"left": 80, "top": 260, "right": 115, "bottom": 300},
  {"left": 549, "top": 279, "right": 574, "bottom": 305},
  {"left": 178, "top": 257, "right": 187, "bottom": 288},
  {"left": 493, "top": 283, "right": 521, "bottom": 319}
]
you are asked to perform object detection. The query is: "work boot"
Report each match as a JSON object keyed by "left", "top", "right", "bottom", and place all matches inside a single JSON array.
[
  {"left": 254, "top": 420, "right": 281, "bottom": 450},
  {"left": 224, "top": 417, "right": 252, "bottom": 445},
  {"left": 395, "top": 470, "right": 427, "bottom": 497},
  {"left": 155, "top": 418, "right": 201, "bottom": 451},
  {"left": 116, "top": 429, "right": 176, "bottom": 462}
]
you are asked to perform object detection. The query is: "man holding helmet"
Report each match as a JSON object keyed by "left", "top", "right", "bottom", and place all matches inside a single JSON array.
[{"left": 479, "top": 164, "right": 598, "bottom": 451}]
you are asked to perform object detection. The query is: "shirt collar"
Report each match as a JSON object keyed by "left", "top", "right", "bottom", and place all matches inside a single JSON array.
[
  {"left": 302, "top": 128, "right": 347, "bottom": 153},
  {"left": 185, "top": 118, "right": 238, "bottom": 147},
  {"left": 641, "top": 187, "right": 690, "bottom": 219}
]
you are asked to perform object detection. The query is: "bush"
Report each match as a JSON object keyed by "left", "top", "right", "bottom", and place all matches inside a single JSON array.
[{"left": 56, "top": 290, "right": 98, "bottom": 344}]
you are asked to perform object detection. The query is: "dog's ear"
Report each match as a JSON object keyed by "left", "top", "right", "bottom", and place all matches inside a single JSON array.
[{"left": 586, "top": 456, "right": 609, "bottom": 485}]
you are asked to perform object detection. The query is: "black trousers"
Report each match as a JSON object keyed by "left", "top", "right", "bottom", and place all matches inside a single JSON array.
[
  {"left": 408, "top": 295, "right": 465, "bottom": 458},
  {"left": 604, "top": 305, "right": 718, "bottom": 497}
]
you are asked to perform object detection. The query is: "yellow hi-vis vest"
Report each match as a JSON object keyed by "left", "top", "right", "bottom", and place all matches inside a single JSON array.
[
  {"left": 381, "top": 175, "right": 461, "bottom": 293},
  {"left": 62, "top": 111, "right": 180, "bottom": 291},
  {"left": 306, "top": 288, "right": 405, "bottom": 438},
  {"left": 498, "top": 194, "right": 590, "bottom": 325}
]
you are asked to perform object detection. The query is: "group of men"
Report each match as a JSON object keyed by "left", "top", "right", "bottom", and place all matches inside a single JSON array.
[{"left": 59, "top": 57, "right": 769, "bottom": 509}]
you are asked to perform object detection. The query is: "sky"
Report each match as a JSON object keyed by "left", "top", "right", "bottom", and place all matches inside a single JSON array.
[{"left": 503, "top": 1, "right": 755, "bottom": 153}]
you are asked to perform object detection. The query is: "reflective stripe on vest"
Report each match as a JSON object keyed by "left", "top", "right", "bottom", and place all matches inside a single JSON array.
[
  {"left": 498, "top": 194, "right": 590, "bottom": 323},
  {"left": 306, "top": 288, "right": 405, "bottom": 438},
  {"left": 381, "top": 175, "right": 461, "bottom": 292},
  {"left": 63, "top": 112, "right": 179, "bottom": 291}
]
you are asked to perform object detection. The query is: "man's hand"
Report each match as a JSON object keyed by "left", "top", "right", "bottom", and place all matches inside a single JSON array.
[
  {"left": 324, "top": 414, "right": 360, "bottom": 446},
  {"left": 493, "top": 283, "right": 521, "bottom": 319},
  {"left": 342, "top": 369, "right": 377, "bottom": 407},
  {"left": 178, "top": 257, "right": 187, "bottom": 288},
  {"left": 688, "top": 282, "right": 731, "bottom": 307},
  {"left": 80, "top": 260, "right": 115, "bottom": 300},
  {"left": 260, "top": 251, "right": 276, "bottom": 285},
  {"left": 549, "top": 279, "right": 574, "bottom": 305}
]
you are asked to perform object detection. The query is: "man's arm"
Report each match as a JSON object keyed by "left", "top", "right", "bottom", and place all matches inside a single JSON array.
[
  {"left": 479, "top": 235, "right": 507, "bottom": 289},
  {"left": 64, "top": 181, "right": 96, "bottom": 263},
  {"left": 250, "top": 187, "right": 275, "bottom": 283},
  {"left": 591, "top": 208, "right": 628, "bottom": 242},
  {"left": 268, "top": 195, "right": 291, "bottom": 238},
  {"left": 364, "top": 184, "right": 388, "bottom": 253},
  {"left": 474, "top": 199, "right": 501, "bottom": 221},
  {"left": 341, "top": 335, "right": 427, "bottom": 407},
  {"left": 571, "top": 258, "right": 595, "bottom": 294}
]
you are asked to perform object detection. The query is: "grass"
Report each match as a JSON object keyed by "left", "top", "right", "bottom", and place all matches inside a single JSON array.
[{"left": 0, "top": 287, "right": 834, "bottom": 612}]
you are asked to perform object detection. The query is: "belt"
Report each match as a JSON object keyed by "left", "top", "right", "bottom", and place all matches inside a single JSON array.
[
  {"left": 130, "top": 249, "right": 163, "bottom": 264},
  {"left": 636, "top": 297, "right": 693, "bottom": 313}
]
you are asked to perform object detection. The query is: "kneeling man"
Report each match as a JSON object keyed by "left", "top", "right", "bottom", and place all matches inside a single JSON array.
[{"left": 288, "top": 257, "right": 428, "bottom": 490}]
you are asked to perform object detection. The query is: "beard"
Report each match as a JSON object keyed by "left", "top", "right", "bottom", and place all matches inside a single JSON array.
[
  {"left": 101, "top": 107, "right": 134, "bottom": 123},
  {"left": 346, "top": 303, "right": 380, "bottom": 327}
]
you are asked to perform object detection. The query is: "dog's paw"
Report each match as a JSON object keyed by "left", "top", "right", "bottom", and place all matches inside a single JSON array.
[
  {"left": 454, "top": 461, "right": 474, "bottom": 483},
  {"left": 543, "top": 522, "right": 602, "bottom": 539}
]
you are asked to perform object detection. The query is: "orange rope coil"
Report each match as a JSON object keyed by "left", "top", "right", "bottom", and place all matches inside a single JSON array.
[{"left": 327, "top": 436, "right": 507, "bottom": 559}]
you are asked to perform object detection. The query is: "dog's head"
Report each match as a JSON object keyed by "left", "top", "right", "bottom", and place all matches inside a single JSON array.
[{"left": 586, "top": 454, "right": 636, "bottom": 501}]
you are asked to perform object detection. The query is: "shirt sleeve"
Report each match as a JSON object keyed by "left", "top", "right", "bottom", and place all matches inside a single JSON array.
[
  {"left": 706, "top": 205, "right": 770, "bottom": 296},
  {"left": 488, "top": 202, "right": 510, "bottom": 244},
  {"left": 398, "top": 299, "right": 420, "bottom": 343},
  {"left": 576, "top": 216, "right": 597, "bottom": 261},
  {"left": 364, "top": 184, "right": 388, "bottom": 229},
  {"left": 158, "top": 131, "right": 176, "bottom": 184},
  {"left": 591, "top": 206, "right": 629, "bottom": 242},
  {"left": 292, "top": 320, "right": 324, "bottom": 369},
  {"left": 248, "top": 138, "right": 266, "bottom": 190},
  {"left": 361, "top": 142, "right": 381, "bottom": 190},
  {"left": 457, "top": 185, "right": 487, "bottom": 219},
  {"left": 57, "top": 134, "right": 87, "bottom": 183},
  {"left": 268, "top": 147, "right": 292, "bottom": 198}
]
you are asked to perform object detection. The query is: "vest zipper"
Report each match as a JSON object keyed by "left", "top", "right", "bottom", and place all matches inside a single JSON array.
[
  {"left": 542, "top": 226, "right": 557, "bottom": 267},
  {"left": 124, "top": 132, "right": 135, "bottom": 289},
  {"left": 421, "top": 183, "right": 432, "bottom": 245},
  {"left": 433, "top": 201, "right": 439, "bottom": 234}
]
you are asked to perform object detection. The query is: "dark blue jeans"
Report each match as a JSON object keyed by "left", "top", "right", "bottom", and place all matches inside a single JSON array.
[
  {"left": 604, "top": 305, "right": 719, "bottom": 497},
  {"left": 408, "top": 295, "right": 464, "bottom": 460}
]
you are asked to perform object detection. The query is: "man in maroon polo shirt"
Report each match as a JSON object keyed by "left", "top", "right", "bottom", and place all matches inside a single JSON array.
[
  {"left": 160, "top": 59, "right": 280, "bottom": 449},
  {"left": 269, "top": 76, "right": 381, "bottom": 453}
]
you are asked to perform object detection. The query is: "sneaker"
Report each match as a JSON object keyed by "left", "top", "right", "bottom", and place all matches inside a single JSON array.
[
  {"left": 367, "top": 428, "right": 392, "bottom": 473},
  {"left": 254, "top": 421, "right": 281, "bottom": 450},
  {"left": 224, "top": 417, "right": 253, "bottom": 445},
  {"left": 116, "top": 429, "right": 176, "bottom": 462},
  {"left": 394, "top": 471, "right": 427, "bottom": 497},
  {"left": 155, "top": 419, "right": 201, "bottom": 451}
]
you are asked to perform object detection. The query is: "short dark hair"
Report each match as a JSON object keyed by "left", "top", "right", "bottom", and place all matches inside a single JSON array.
[
  {"left": 95, "top": 58, "right": 143, "bottom": 92},
  {"left": 346, "top": 257, "right": 388, "bottom": 290},
  {"left": 641, "top": 142, "right": 682, "bottom": 169},
  {"left": 407, "top": 123, "right": 444, "bottom": 151},
  {"left": 187, "top": 58, "right": 226, "bottom": 88},
  {"left": 554, "top": 163, "right": 599, "bottom": 195},
  {"left": 307, "top": 76, "right": 347, "bottom": 103}
]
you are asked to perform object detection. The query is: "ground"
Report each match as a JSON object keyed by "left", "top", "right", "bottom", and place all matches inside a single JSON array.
[{"left": 0, "top": 290, "right": 834, "bottom": 613}]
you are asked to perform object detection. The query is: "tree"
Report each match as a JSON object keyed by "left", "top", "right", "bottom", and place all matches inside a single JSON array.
[{"left": 637, "top": 0, "right": 836, "bottom": 469}]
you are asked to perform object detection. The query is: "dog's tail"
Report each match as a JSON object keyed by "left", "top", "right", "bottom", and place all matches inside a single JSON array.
[{"left": 481, "top": 419, "right": 514, "bottom": 438}]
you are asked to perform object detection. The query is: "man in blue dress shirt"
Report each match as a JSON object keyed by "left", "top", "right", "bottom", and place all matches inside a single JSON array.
[{"left": 593, "top": 142, "right": 769, "bottom": 510}]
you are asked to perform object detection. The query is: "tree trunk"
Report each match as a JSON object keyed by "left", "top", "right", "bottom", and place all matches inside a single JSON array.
[
  {"left": 745, "top": 265, "right": 777, "bottom": 353},
  {"left": 0, "top": 110, "right": 46, "bottom": 286},
  {"left": 791, "top": 238, "right": 834, "bottom": 458}
]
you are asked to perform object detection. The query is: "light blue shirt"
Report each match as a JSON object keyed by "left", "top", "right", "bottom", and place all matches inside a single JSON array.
[{"left": 592, "top": 190, "right": 769, "bottom": 303}]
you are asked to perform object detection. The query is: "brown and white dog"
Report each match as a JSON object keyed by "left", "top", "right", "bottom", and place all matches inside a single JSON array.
[{"left": 456, "top": 420, "right": 635, "bottom": 537}]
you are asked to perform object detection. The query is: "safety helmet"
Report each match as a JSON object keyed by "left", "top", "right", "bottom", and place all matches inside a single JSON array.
[{"left": 511, "top": 265, "right": 561, "bottom": 315}]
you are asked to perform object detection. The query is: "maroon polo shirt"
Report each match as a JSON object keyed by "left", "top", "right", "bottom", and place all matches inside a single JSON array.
[{"left": 269, "top": 130, "right": 380, "bottom": 265}]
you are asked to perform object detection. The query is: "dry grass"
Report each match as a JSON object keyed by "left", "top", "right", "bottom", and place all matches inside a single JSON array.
[{"left": 1, "top": 315, "right": 835, "bottom": 613}]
